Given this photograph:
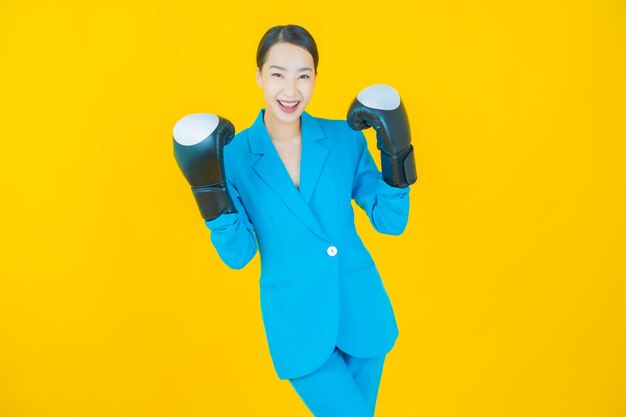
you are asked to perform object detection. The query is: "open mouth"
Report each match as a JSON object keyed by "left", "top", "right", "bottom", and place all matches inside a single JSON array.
[{"left": 277, "top": 100, "right": 300, "bottom": 112}]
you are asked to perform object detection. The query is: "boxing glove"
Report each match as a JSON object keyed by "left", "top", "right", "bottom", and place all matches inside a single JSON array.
[
  {"left": 347, "top": 84, "right": 417, "bottom": 188},
  {"left": 173, "top": 113, "right": 237, "bottom": 220}
]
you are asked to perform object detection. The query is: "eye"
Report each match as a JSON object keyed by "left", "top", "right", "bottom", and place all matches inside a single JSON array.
[
  {"left": 271, "top": 73, "right": 283, "bottom": 78},
  {"left": 299, "top": 74, "right": 310, "bottom": 79}
]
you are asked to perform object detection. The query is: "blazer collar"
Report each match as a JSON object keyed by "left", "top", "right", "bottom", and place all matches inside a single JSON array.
[
  {"left": 248, "top": 108, "right": 325, "bottom": 154},
  {"left": 248, "top": 108, "right": 331, "bottom": 242}
]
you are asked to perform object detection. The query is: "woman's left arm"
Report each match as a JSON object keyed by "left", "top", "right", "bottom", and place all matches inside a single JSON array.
[{"left": 351, "top": 128, "right": 411, "bottom": 235}]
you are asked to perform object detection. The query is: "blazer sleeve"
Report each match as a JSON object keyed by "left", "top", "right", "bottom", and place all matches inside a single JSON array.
[
  {"left": 204, "top": 173, "right": 258, "bottom": 270},
  {"left": 351, "top": 128, "right": 411, "bottom": 235}
]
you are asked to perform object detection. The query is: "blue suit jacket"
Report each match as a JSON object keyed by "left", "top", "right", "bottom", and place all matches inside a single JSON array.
[{"left": 205, "top": 108, "right": 411, "bottom": 380}]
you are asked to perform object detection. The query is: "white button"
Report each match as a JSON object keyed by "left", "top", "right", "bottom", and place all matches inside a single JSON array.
[{"left": 327, "top": 246, "right": 337, "bottom": 256}]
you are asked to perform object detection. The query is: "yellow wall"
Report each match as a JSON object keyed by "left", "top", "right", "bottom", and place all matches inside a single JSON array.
[{"left": 1, "top": 0, "right": 624, "bottom": 416}]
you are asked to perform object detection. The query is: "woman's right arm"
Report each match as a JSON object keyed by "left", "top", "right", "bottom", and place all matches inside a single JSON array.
[{"left": 204, "top": 174, "right": 258, "bottom": 270}]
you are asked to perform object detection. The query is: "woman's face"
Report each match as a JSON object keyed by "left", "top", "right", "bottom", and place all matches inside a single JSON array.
[{"left": 256, "top": 42, "right": 316, "bottom": 125}]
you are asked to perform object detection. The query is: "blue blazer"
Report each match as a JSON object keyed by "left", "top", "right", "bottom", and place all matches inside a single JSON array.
[{"left": 205, "top": 108, "right": 411, "bottom": 380}]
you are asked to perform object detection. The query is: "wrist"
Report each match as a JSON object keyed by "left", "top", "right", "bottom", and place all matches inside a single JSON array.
[{"left": 380, "top": 145, "right": 417, "bottom": 187}]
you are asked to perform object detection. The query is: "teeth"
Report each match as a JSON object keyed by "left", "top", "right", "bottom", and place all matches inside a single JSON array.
[{"left": 279, "top": 100, "right": 298, "bottom": 108}]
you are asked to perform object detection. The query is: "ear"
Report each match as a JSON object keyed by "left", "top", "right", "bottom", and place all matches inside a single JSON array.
[{"left": 256, "top": 67, "right": 262, "bottom": 88}]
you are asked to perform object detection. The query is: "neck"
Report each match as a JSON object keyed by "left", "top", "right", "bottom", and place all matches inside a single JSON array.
[{"left": 263, "top": 109, "right": 301, "bottom": 142}]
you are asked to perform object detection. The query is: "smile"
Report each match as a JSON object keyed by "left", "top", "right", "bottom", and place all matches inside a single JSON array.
[{"left": 277, "top": 100, "right": 300, "bottom": 113}]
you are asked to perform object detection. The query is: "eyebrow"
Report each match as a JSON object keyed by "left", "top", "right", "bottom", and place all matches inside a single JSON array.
[{"left": 269, "top": 65, "right": 312, "bottom": 72}]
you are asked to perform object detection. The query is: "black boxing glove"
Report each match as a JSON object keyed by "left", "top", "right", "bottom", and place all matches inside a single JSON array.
[
  {"left": 173, "top": 113, "right": 237, "bottom": 220},
  {"left": 347, "top": 84, "right": 417, "bottom": 188}
]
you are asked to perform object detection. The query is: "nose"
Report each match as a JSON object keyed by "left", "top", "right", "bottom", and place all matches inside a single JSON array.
[{"left": 282, "top": 77, "right": 298, "bottom": 98}]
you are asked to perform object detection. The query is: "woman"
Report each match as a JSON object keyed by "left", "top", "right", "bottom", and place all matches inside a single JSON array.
[{"left": 173, "top": 24, "right": 416, "bottom": 417}]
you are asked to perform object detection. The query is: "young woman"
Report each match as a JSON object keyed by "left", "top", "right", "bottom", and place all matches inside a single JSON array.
[{"left": 173, "top": 24, "right": 416, "bottom": 417}]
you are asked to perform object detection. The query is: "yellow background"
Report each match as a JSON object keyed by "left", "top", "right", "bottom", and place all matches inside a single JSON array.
[{"left": 1, "top": 0, "right": 624, "bottom": 416}]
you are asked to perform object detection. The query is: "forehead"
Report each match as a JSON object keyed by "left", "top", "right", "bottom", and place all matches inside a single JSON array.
[{"left": 265, "top": 42, "right": 314, "bottom": 68}]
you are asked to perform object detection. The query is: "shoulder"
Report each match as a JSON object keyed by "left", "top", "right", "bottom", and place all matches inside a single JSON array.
[
  {"left": 313, "top": 114, "right": 348, "bottom": 129},
  {"left": 224, "top": 127, "right": 250, "bottom": 156},
  {"left": 222, "top": 127, "right": 252, "bottom": 183},
  {"left": 311, "top": 114, "right": 357, "bottom": 141}
]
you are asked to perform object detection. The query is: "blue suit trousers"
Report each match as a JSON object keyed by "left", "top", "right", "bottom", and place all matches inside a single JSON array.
[{"left": 288, "top": 346, "right": 387, "bottom": 417}]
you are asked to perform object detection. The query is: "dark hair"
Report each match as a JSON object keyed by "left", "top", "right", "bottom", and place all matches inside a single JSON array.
[{"left": 256, "top": 24, "right": 319, "bottom": 75}]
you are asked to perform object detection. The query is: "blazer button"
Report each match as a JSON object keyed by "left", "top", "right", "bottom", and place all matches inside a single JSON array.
[{"left": 327, "top": 246, "right": 338, "bottom": 256}]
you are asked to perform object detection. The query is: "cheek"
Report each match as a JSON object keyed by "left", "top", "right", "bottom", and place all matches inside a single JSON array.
[
  {"left": 266, "top": 81, "right": 282, "bottom": 97},
  {"left": 263, "top": 86, "right": 278, "bottom": 100},
  {"left": 302, "top": 84, "right": 314, "bottom": 98}
]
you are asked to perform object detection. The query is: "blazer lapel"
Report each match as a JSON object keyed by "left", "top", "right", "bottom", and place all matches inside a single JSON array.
[{"left": 248, "top": 109, "right": 331, "bottom": 242}]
